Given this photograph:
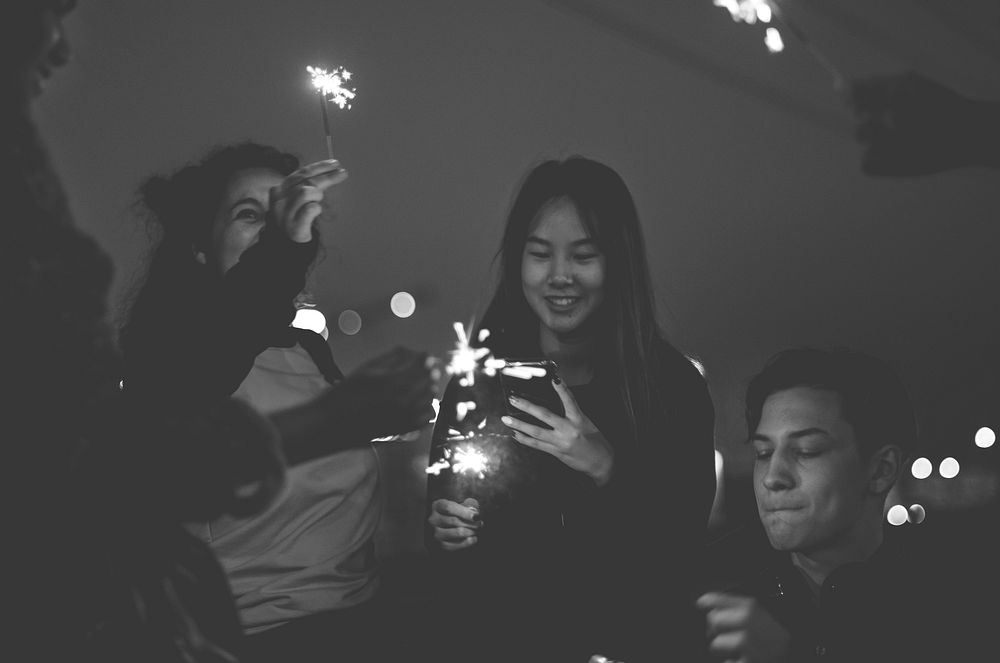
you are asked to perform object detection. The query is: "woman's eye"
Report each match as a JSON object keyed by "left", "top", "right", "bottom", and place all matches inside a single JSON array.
[
  {"left": 574, "top": 253, "right": 599, "bottom": 262},
  {"left": 754, "top": 450, "right": 772, "bottom": 460},
  {"left": 797, "top": 451, "right": 821, "bottom": 459},
  {"left": 234, "top": 208, "right": 261, "bottom": 221},
  {"left": 527, "top": 251, "right": 550, "bottom": 259}
]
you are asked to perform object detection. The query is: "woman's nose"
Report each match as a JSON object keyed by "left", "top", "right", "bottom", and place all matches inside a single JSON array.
[{"left": 547, "top": 258, "right": 573, "bottom": 286}]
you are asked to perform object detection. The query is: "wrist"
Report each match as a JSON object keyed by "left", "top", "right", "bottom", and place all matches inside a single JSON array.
[{"left": 591, "top": 453, "right": 614, "bottom": 488}]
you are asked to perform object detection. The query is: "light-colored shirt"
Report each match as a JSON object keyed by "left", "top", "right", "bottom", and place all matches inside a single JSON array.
[{"left": 189, "top": 343, "right": 381, "bottom": 633}]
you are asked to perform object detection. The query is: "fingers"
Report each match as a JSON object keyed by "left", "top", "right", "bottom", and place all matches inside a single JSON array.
[
  {"left": 286, "top": 188, "right": 325, "bottom": 239},
  {"left": 706, "top": 631, "right": 748, "bottom": 657},
  {"left": 268, "top": 183, "right": 324, "bottom": 243},
  {"left": 429, "top": 498, "right": 482, "bottom": 551},
  {"left": 501, "top": 412, "right": 555, "bottom": 444},
  {"left": 282, "top": 159, "right": 348, "bottom": 191},
  {"left": 505, "top": 395, "right": 561, "bottom": 430},
  {"left": 550, "top": 378, "right": 582, "bottom": 421},
  {"left": 440, "top": 537, "right": 478, "bottom": 552},
  {"left": 431, "top": 498, "right": 481, "bottom": 523},
  {"left": 433, "top": 524, "right": 479, "bottom": 542},
  {"left": 695, "top": 592, "right": 749, "bottom": 611},
  {"left": 704, "top": 605, "right": 753, "bottom": 635}
]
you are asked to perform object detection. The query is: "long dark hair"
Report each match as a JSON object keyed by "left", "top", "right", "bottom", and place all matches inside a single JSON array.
[
  {"left": 478, "top": 156, "right": 683, "bottom": 440},
  {"left": 120, "top": 142, "right": 300, "bottom": 349}
]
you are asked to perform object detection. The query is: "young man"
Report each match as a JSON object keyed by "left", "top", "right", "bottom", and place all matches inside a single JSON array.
[{"left": 696, "top": 348, "right": 973, "bottom": 662}]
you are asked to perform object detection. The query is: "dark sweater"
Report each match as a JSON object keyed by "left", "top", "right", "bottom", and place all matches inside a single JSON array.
[{"left": 426, "top": 341, "right": 716, "bottom": 662}]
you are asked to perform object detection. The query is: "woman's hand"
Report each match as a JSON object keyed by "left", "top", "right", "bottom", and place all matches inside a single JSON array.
[
  {"left": 428, "top": 498, "right": 481, "bottom": 551},
  {"left": 847, "top": 71, "right": 990, "bottom": 176},
  {"left": 268, "top": 159, "right": 348, "bottom": 243},
  {"left": 502, "top": 380, "right": 614, "bottom": 486}
]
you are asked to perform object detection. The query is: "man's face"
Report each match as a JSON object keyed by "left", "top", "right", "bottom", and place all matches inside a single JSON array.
[{"left": 752, "top": 386, "right": 872, "bottom": 555}]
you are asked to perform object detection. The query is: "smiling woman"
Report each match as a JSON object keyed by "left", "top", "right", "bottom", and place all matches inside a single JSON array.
[
  {"left": 119, "top": 142, "right": 436, "bottom": 662},
  {"left": 425, "top": 155, "right": 716, "bottom": 662}
]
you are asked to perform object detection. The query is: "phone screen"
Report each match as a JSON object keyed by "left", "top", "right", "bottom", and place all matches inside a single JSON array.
[{"left": 498, "top": 359, "right": 564, "bottom": 429}]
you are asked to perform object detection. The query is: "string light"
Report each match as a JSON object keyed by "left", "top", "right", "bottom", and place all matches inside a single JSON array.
[
  {"left": 975, "top": 427, "right": 996, "bottom": 449},
  {"left": 939, "top": 457, "right": 960, "bottom": 479},
  {"left": 390, "top": 291, "right": 417, "bottom": 318},
  {"left": 911, "top": 457, "right": 932, "bottom": 479},
  {"left": 337, "top": 309, "right": 362, "bottom": 335},
  {"left": 887, "top": 504, "right": 907, "bottom": 526}
]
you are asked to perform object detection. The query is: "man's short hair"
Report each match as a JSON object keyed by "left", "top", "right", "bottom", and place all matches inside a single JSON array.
[{"left": 745, "top": 347, "right": 918, "bottom": 459}]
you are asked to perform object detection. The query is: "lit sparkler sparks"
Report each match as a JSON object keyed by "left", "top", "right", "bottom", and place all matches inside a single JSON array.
[
  {"left": 307, "top": 65, "right": 357, "bottom": 159},
  {"left": 712, "top": 0, "right": 844, "bottom": 88},
  {"left": 452, "top": 445, "right": 489, "bottom": 478},
  {"left": 425, "top": 444, "right": 491, "bottom": 479},
  {"left": 500, "top": 363, "right": 548, "bottom": 380},
  {"left": 446, "top": 322, "right": 504, "bottom": 387}
]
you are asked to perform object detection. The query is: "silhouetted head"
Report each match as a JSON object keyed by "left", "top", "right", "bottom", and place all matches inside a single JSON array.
[{"left": 3, "top": 0, "right": 75, "bottom": 107}]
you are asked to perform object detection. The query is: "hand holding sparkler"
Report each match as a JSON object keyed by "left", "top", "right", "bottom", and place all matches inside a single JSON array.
[
  {"left": 268, "top": 159, "right": 348, "bottom": 243},
  {"left": 502, "top": 379, "right": 614, "bottom": 487},
  {"left": 848, "top": 71, "right": 1000, "bottom": 176},
  {"left": 340, "top": 346, "right": 438, "bottom": 440},
  {"left": 428, "top": 497, "right": 482, "bottom": 551}
]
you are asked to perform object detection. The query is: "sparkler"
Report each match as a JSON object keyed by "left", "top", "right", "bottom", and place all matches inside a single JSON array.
[
  {"left": 712, "top": 0, "right": 844, "bottom": 89},
  {"left": 425, "top": 444, "right": 490, "bottom": 479},
  {"left": 446, "top": 322, "right": 504, "bottom": 387},
  {"left": 422, "top": 322, "right": 509, "bottom": 481},
  {"left": 307, "top": 65, "right": 357, "bottom": 159}
]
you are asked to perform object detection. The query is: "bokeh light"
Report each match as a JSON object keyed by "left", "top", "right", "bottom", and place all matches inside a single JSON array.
[
  {"left": 907, "top": 504, "right": 926, "bottom": 524},
  {"left": 975, "top": 426, "right": 996, "bottom": 449},
  {"left": 390, "top": 291, "right": 416, "bottom": 318},
  {"left": 292, "top": 308, "right": 327, "bottom": 334},
  {"left": 910, "top": 457, "right": 932, "bottom": 479},
  {"left": 939, "top": 457, "right": 960, "bottom": 479},
  {"left": 887, "top": 504, "right": 907, "bottom": 526},
  {"left": 337, "top": 309, "right": 362, "bottom": 335}
]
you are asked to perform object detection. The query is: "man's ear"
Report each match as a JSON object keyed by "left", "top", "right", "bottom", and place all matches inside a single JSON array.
[{"left": 868, "top": 444, "right": 902, "bottom": 494}]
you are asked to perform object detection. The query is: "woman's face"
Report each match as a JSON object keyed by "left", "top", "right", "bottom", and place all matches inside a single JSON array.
[
  {"left": 208, "top": 167, "right": 283, "bottom": 274},
  {"left": 521, "top": 197, "right": 606, "bottom": 339}
]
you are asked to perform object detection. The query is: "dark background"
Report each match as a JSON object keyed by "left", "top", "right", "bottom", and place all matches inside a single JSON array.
[{"left": 36, "top": 0, "right": 1000, "bottom": 565}]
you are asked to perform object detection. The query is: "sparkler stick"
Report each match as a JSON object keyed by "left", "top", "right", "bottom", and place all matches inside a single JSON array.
[
  {"left": 307, "top": 65, "right": 357, "bottom": 159},
  {"left": 768, "top": 0, "right": 844, "bottom": 90},
  {"left": 319, "top": 94, "right": 334, "bottom": 159}
]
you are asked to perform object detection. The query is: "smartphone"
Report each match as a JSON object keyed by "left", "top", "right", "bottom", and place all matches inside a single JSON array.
[{"left": 498, "top": 359, "right": 564, "bottom": 429}]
